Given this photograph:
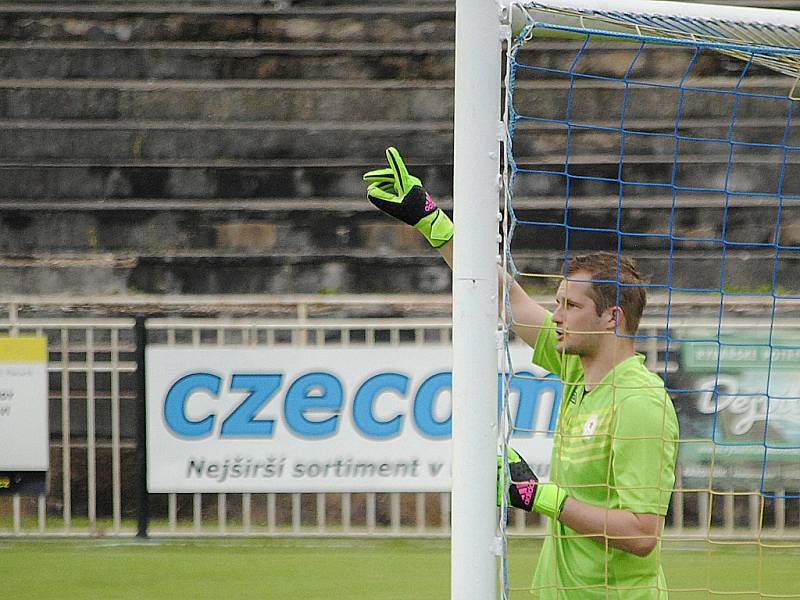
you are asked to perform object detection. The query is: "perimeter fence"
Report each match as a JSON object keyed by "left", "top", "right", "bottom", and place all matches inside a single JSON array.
[{"left": 1, "top": 295, "right": 798, "bottom": 538}]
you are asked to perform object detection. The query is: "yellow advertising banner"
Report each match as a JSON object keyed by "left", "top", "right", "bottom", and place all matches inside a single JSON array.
[{"left": 0, "top": 336, "right": 49, "bottom": 496}]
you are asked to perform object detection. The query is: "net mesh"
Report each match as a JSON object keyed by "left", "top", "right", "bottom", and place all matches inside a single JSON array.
[{"left": 499, "top": 6, "right": 800, "bottom": 598}]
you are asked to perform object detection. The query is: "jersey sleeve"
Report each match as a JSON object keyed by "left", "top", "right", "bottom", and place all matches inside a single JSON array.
[{"left": 611, "top": 388, "right": 679, "bottom": 516}]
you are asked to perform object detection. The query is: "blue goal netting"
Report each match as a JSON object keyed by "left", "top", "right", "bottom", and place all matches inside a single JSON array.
[{"left": 500, "top": 11, "right": 800, "bottom": 599}]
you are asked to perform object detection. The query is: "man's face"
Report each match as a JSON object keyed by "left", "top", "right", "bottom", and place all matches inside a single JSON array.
[{"left": 551, "top": 271, "right": 614, "bottom": 356}]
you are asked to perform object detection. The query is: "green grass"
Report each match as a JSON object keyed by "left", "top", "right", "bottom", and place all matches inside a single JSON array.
[{"left": 2, "top": 537, "right": 799, "bottom": 599}]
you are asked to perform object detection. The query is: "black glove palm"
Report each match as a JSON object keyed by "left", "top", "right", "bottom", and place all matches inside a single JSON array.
[
  {"left": 497, "top": 447, "right": 568, "bottom": 519},
  {"left": 498, "top": 447, "right": 539, "bottom": 512}
]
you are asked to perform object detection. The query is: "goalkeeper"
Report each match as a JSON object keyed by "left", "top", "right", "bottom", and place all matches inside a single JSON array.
[{"left": 364, "top": 148, "right": 679, "bottom": 599}]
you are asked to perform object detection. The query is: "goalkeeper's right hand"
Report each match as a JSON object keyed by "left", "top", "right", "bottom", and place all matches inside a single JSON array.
[{"left": 362, "top": 147, "right": 454, "bottom": 248}]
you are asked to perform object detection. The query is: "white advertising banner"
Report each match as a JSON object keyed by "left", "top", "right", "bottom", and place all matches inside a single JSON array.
[
  {"left": 146, "top": 345, "right": 561, "bottom": 493},
  {"left": 0, "top": 336, "right": 49, "bottom": 495}
]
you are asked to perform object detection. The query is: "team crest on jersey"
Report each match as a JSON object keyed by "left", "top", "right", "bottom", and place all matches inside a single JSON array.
[{"left": 582, "top": 414, "right": 599, "bottom": 436}]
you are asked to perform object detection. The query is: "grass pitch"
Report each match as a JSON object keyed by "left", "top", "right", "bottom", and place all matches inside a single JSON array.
[{"left": 2, "top": 537, "right": 799, "bottom": 599}]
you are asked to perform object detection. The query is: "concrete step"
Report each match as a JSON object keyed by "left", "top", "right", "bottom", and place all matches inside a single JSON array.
[
  {"left": 1, "top": 154, "right": 798, "bottom": 200},
  {"left": 509, "top": 204, "right": 800, "bottom": 254},
  {"left": 513, "top": 41, "right": 782, "bottom": 81},
  {"left": 1, "top": 248, "right": 796, "bottom": 296},
  {"left": 0, "top": 252, "right": 453, "bottom": 295},
  {"left": 0, "top": 41, "right": 785, "bottom": 81},
  {"left": 0, "top": 200, "right": 796, "bottom": 254},
  {"left": 0, "top": 206, "right": 395, "bottom": 253},
  {"left": 6, "top": 0, "right": 454, "bottom": 6},
  {"left": 511, "top": 249, "right": 800, "bottom": 298},
  {"left": 0, "top": 5, "right": 455, "bottom": 43},
  {"left": 511, "top": 77, "right": 794, "bottom": 124},
  {"left": 0, "top": 120, "right": 454, "bottom": 162},
  {"left": 0, "top": 80, "right": 455, "bottom": 121},
  {"left": 253, "top": 0, "right": 455, "bottom": 5},
  {"left": 0, "top": 43, "right": 455, "bottom": 80},
  {"left": 0, "top": 163, "right": 451, "bottom": 199},
  {"left": 0, "top": 118, "right": 794, "bottom": 161},
  {"left": 0, "top": 193, "right": 786, "bottom": 212},
  {"left": 0, "top": 78, "right": 789, "bottom": 122}
]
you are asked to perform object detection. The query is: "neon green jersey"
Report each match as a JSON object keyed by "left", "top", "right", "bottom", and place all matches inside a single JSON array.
[{"left": 530, "top": 312, "right": 679, "bottom": 599}]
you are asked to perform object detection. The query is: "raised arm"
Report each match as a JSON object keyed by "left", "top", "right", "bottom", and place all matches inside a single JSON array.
[
  {"left": 364, "top": 148, "right": 549, "bottom": 349},
  {"left": 437, "top": 240, "right": 547, "bottom": 349}
]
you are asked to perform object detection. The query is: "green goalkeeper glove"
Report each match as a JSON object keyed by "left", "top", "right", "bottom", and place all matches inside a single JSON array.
[
  {"left": 362, "top": 147, "right": 454, "bottom": 248},
  {"left": 497, "top": 447, "right": 568, "bottom": 520}
]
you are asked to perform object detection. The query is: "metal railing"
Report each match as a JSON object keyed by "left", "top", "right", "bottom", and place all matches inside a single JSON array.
[{"left": 1, "top": 296, "right": 798, "bottom": 538}]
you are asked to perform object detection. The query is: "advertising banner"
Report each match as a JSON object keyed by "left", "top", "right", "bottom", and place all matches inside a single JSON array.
[
  {"left": 0, "top": 336, "right": 49, "bottom": 496},
  {"left": 146, "top": 345, "right": 561, "bottom": 493},
  {"left": 676, "top": 329, "right": 800, "bottom": 491}
]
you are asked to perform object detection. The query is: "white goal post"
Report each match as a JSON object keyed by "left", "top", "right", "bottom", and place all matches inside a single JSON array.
[
  {"left": 450, "top": 1, "right": 800, "bottom": 600},
  {"left": 451, "top": 2, "right": 503, "bottom": 599}
]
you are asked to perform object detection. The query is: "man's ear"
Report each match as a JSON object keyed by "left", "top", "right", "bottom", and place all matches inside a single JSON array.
[{"left": 606, "top": 306, "right": 624, "bottom": 332}]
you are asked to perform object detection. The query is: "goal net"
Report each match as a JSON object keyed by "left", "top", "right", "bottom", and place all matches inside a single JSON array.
[{"left": 499, "top": 1, "right": 800, "bottom": 598}]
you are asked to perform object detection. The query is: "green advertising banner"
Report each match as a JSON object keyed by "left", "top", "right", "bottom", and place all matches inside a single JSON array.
[
  {"left": 676, "top": 329, "right": 800, "bottom": 491},
  {"left": 681, "top": 332, "right": 800, "bottom": 372}
]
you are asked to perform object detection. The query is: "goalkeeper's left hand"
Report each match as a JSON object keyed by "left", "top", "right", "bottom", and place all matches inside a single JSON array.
[
  {"left": 362, "top": 147, "right": 454, "bottom": 248},
  {"left": 497, "top": 447, "right": 568, "bottom": 520}
]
